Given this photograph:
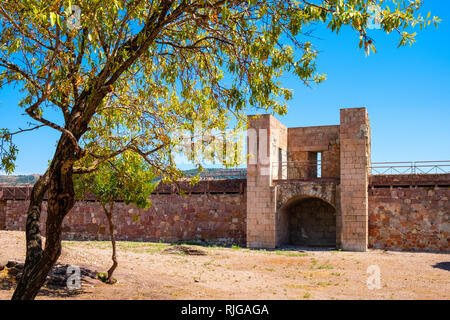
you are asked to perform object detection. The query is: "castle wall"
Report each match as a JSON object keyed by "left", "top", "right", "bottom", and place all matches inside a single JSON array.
[
  {"left": 0, "top": 180, "right": 247, "bottom": 246},
  {"left": 0, "top": 175, "right": 449, "bottom": 252},
  {"left": 368, "top": 174, "right": 450, "bottom": 252},
  {"left": 369, "top": 187, "right": 450, "bottom": 252}
]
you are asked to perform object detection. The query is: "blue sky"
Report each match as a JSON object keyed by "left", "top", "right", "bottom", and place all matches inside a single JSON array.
[
  {"left": 275, "top": 1, "right": 450, "bottom": 164},
  {"left": 1, "top": 1, "right": 449, "bottom": 174}
]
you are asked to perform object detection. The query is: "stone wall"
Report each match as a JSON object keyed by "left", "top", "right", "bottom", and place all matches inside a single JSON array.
[
  {"left": 1, "top": 180, "right": 247, "bottom": 246},
  {"left": 368, "top": 174, "right": 450, "bottom": 252},
  {"left": 0, "top": 175, "right": 449, "bottom": 252},
  {"left": 287, "top": 125, "right": 340, "bottom": 179}
]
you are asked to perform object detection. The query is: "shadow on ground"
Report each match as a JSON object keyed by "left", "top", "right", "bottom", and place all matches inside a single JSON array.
[
  {"left": 177, "top": 240, "right": 337, "bottom": 253},
  {"left": 0, "top": 261, "right": 99, "bottom": 298},
  {"left": 432, "top": 262, "right": 450, "bottom": 272}
]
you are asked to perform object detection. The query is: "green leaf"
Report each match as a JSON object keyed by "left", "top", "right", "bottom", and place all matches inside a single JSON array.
[{"left": 50, "top": 12, "right": 56, "bottom": 26}]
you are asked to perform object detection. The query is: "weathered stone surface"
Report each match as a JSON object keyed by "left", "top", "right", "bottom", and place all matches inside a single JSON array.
[
  {"left": 275, "top": 181, "right": 338, "bottom": 210},
  {"left": 246, "top": 114, "right": 287, "bottom": 249},
  {"left": 3, "top": 192, "right": 247, "bottom": 246},
  {"left": 288, "top": 125, "right": 340, "bottom": 179},
  {"left": 339, "top": 108, "right": 370, "bottom": 252},
  {"left": 369, "top": 187, "right": 450, "bottom": 252},
  {"left": 370, "top": 174, "right": 450, "bottom": 186}
]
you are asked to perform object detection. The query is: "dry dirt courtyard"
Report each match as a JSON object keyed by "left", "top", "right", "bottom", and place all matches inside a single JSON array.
[{"left": 0, "top": 230, "right": 449, "bottom": 300}]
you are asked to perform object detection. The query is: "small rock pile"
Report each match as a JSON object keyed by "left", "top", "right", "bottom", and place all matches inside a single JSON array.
[{"left": 0, "top": 261, "right": 98, "bottom": 288}]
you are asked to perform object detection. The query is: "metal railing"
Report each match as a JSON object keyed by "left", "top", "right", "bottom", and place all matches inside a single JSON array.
[
  {"left": 179, "top": 160, "right": 450, "bottom": 181},
  {"left": 272, "top": 160, "right": 450, "bottom": 178},
  {"left": 370, "top": 161, "right": 450, "bottom": 175}
]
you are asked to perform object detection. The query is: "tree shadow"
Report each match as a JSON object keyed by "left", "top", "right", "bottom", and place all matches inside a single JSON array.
[
  {"left": 0, "top": 261, "right": 100, "bottom": 298},
  {"left": 432, "top": 262, "right": 450, "bottom": 272},
  {"left": 162, "top": 245, "right": 207, "bottom": 256}
]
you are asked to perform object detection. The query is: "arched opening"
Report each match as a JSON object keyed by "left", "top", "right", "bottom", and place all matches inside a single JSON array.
[{"left": 277, "top": 197, "right": 336, "bottom": 247}]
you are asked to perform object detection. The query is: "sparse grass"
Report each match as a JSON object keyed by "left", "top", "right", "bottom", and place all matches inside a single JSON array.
[
  {"left": 112, "top": 241, "right": 170, "bottom": 254},
  {"left": 275, "top": 250, "right": 308, "bottom": 257},
  {"left": 317, "top": 281, "right": 333, "bottom": 287},
  {"left": 317, "top": 264, "right": 334, "bottom": 270},
  {"left": 117, "top": 242, "right": 146, "bottom": 248},
  {"left": 144, "top": 247, "right": 164, "bottom": 254},
  {"left": 310, "top": 259, "right": 319, "bottom": 269},
  {"left": 303, "top": 292, "right": 311, "bottom": 299},
  {"left": 285, "top": 283, "right": 309, "bottom": 290},
  {"left": 116, "top": 241, "right": 169, "bottom": 250}
]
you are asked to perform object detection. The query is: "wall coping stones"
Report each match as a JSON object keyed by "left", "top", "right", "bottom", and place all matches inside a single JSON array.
[{"left": 0, "top": 179, "right": 247, "bottom": 201}]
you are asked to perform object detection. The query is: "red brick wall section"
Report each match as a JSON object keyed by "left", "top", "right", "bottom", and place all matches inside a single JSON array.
[
  {"left": 369, "top": 187, "right": 450, "bottom": 252},
  {"left": 4, "top": 192, "right": 247, "bottom": 246}
]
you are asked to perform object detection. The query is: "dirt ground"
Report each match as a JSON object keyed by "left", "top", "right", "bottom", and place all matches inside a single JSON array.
[{"left": 0, "top": 231, "right": 449, "bottom": 300}]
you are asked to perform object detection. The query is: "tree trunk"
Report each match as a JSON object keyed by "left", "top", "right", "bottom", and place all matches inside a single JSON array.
[
  {"left": 12, "top": 135, "right": 78, "bottom": 300},
  {"left": 11, "top": 171, "right": 50, "bottom": 299},
  {"left": 102, "top": 202, "right": 118, "bottom": 283}
]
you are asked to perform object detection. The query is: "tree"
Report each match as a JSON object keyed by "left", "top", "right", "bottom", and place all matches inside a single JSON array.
[
  {"left": 0, "top": 0, "right": 438, "bottom": 300},
  {"left": 73, "top": 152, "right": 158, "bottom": 283}
]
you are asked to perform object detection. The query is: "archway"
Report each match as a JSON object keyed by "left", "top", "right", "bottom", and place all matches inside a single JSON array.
[{"left": 277, "top": 196, "right": 336, "bottom": 247}]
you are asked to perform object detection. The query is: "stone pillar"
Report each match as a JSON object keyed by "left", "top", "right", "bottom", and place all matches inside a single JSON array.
[
  {"left": 339, "top": 108, "right": 371, "bottom": 251},
  {"left": 246, "top": 114, "right": 287, "bottom": 248}
]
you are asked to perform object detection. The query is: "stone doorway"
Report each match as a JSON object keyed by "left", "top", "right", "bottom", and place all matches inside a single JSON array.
[{"left": 277, "top": 197, "right": 337, "bottom": 247}]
